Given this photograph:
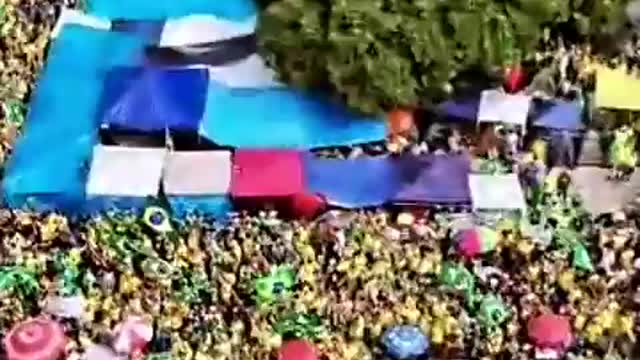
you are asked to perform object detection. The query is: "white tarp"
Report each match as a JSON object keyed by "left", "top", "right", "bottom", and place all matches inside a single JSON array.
[
  {"left": 571, "top": 166, "right": 640, "bottom": 216},
  {"left": 158, "top": 14, "right": 256, "bottom": 46},
  {"left": 51, "top": 9, "right": 280, "bottom": 89},
  {"left": 469, "top": 173, "right": 527, "bottom": 212},
  {"left": 477, "top": 89, "right": 531, "bottom": 127},
  {"left": 52, "top": 8, "right": 111, "bottom": 38},
  {"left": 86, "top": 145, "right": 166, "bottom": 197},
  {"left": 163, "top": 151, "right": 232, "bottom": 195}
]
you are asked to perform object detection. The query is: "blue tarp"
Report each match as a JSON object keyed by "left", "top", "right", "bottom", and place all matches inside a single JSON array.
[
  {"left": 303, "top": 154, "right": 404, "bottom": 208},
  {"left": 3, "top": 17, "right": 386, "bottom": 216},
  {"left": 199, "top": 83, "right": 387, "bottom": 149},
  {"left": 110, "top": 20, "right": 165, "bottom": 43},
  {"left": 3, "top": 26, "right": 147, "bottom": 212},
  {"left": 86, "top": 0, "right": 257, "bottom": 21},
  {"left": 393, "top": 153, "right": 472, "bottom": 204},
  {"left": 533, "top": 100, "right": 584, "bottom": 131},
  {"left": 99, "top": 67, "right": 209, "bottom": 132},
  {"left": 437, "top": 97, "right": 480, "bottom": 121},
  {"left": 167, "top": 196, "right": 232, "bottom": 218}
]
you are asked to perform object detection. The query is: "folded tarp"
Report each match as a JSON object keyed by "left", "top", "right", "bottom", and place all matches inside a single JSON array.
[
  {"left": 393, "top": 153, "right": 472, "bottom": 204},
  {"left": 532, "top": 100, "right": 585, "bottom": 132},
  {"left": 86, "top": 0, "right": 257, "bottom": 21},
  {"left": 99, "top": 67, "right": 209, "bottom": 132},
  {"left": 303, "top": 154, "right": 405, "bottom": 208},
  {"left": 3, "top": 26, "right": 148, "bottom": 213}
]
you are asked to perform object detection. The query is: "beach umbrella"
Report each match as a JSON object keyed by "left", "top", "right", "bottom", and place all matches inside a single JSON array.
[
  {"left": 456, "top": 226, "right": 498, "bottom": 259},
  {"left": 527, "top": 314, "right": 573, "bottom": 351},
  {"left": 278, "top": 340, "right": 318, "bottom": 360},
  {"left": 381, "top": 325, "right": 430, "bottom": 360},
  {"left": 4, "top": 318, "right": 66, "bottom": 360}
]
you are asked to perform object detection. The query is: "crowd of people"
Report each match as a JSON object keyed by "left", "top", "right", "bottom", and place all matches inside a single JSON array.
[{"left": 3, "top": 3, "right": 640, "bottom": 360}]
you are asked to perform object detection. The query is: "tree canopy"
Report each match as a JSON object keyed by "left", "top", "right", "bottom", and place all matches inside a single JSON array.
[{"left": 258, "top": 0, "right": 630, "bottom": 114}]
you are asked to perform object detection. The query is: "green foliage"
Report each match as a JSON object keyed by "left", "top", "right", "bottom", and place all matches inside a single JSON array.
[{"left": 258, "top": 0, "right": 630, "bottom": 114}]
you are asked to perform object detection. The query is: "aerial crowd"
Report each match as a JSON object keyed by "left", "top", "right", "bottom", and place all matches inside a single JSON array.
[{"left": 3, "top": 2, "right": 640, "bottom": 360}]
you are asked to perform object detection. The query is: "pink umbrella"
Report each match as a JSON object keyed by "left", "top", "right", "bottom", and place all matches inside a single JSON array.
[
  {"left": 456, "top": 227, "right": 498, "bottom": 259},
  {"left": 4, "top": 318, "right": 66, "bottom": 360},
  {"left": 527, "top": 314, "right": 573, "bottom": 351},
  {"left": 112, "top": 317, "right": 153, "bottom": 356},
  {"left": 278, "top": 340, "right": 318, "bottom": 360}
]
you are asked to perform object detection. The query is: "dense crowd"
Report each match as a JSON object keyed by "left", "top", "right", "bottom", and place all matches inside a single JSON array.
[{"left": 2, "top": 2, "right": 640, "bottom": 360}]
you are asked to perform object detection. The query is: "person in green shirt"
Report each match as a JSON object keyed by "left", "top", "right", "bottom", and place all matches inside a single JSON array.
[{"left": 609, "top": 125, "right": 637, "bottom": 181}]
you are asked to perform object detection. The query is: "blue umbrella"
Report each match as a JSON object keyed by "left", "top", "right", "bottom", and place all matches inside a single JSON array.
[{"left": 382, "top": 325, "right": 430, "bottom": 360}]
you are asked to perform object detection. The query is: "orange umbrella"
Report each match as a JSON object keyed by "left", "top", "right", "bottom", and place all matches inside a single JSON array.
[{"left": 388, "top": 109, "right": 414, "bottom": 137}]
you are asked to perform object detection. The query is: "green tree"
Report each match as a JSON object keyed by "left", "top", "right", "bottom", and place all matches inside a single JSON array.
[{"left": 258, "top": 0, "right": 630, "bottom": 114}]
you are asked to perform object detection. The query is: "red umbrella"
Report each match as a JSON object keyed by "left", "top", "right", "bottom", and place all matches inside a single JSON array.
[
  {"left": 527, "top": 314, "right": 573, "bottom": 350},
  {"left": 279, "top": 340, "right": 318, "bottom": 360},
  {"left": 504, "top": 64, "right": 527, "bottom": 93},
  {"left": 4, "top": 318, "right": 66, "bottom": 360},
  {"left": 290, "top": 192, "right": 326, "bottom": 220}
]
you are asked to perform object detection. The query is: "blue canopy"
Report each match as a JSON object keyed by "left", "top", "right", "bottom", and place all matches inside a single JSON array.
[
  {"left": 533, "top": 100, "right": 584, "bottom": 131},
  {"left": 303, "top": 154, "right": 405, "bottom": 208},
  {"left": 99, "top": 67, "right": 209, "bottom": 132},
  {"left": 393, "top": 153, "right": 472, "bottom": 204},
  {"left": 86, "top": 0, "right": 257, "bottom": 21},
  {"left": 436, "top": 97, "right": 480, "bottom": 122},
  {"left": 199, "top": 83, "right": 386, "bottom": 149},
  {"left": 3, "top": 26, "right": 147, "bottom": 212}
]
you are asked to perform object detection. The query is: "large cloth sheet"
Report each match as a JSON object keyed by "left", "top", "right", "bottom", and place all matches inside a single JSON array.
[
  {"left": 595, "top": 64, "right": 640, "bottom": 111},
  {"left": 99, "top": 67, "right": 209, "bottom": 132},
  {"left": 52, "top": 11, "right": 386, "bottom": 149},
  {"left": 199, "top": 84, "right": 386, "bottom": 148},
  {"left": 86, "top": 0, "right": 257, "bottom": 21},
  {"left": 393, "top": 153, "right": 472, "bottom": 204},
  {"left": 469, "top": 174, "right": 526, "bottom": 212},
  {"left": 437, "top": 97, "right": 480, "bottom": 121},
  {"left": 532, "top": 100, "right": 584, "bottom": 131},
  {"left": 303, "top": 155, "right": 405, "bottom": 208},
  {"left": 3, "top": 26, "right": 147, "bottom": 212}
]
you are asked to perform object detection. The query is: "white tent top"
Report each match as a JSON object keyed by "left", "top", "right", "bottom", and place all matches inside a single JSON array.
[
  {"left": 86, "top": 145, "right": 166, "bottom": 197},
  {"left": 469, "top": 173, "right": 527, "bottom": 212},
  {"left": 163, "top": 150, "right": 232, "bottom": 196},
  {"left": 477, "top": 89, "right": 531, "bottom": 127}
]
